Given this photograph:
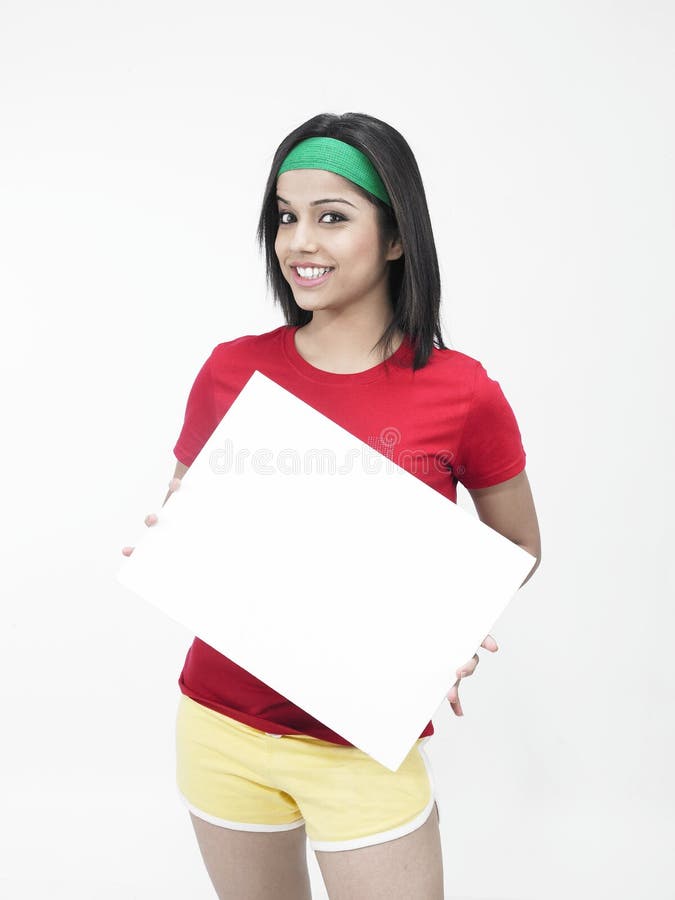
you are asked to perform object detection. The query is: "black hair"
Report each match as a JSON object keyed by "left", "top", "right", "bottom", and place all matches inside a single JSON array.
[{"left": 255, "top": 112, "right": 449, "bottom": 370}]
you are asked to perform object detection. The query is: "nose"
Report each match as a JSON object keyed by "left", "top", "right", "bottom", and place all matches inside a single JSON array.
[{"left": 287, "top": 218, "right": 319, "bottom": 254}]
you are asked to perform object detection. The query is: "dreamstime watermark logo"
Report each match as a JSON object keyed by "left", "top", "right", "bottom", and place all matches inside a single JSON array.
[{"left": 208, "top": 426, "right": 462, "bottom": 477}]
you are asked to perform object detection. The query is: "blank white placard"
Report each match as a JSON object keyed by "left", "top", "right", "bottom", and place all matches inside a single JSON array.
[{"left": 116, "top": 370, "right": 535, "bottom": 771}]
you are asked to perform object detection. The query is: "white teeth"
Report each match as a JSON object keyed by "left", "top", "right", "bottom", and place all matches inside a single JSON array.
[{"left": 296, "top": 266, "right": 331, "bottom": 278}]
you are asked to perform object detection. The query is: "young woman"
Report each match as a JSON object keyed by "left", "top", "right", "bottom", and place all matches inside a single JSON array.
[{"left": 123, "top": 112, "right": 541, "bottom": 900}]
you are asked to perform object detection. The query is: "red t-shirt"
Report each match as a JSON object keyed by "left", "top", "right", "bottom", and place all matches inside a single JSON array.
[{"left": 173, "top": 324, "right": 527, "bottom": 745}]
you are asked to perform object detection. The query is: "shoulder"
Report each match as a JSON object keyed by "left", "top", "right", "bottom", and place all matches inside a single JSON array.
[
  {"left": 424, "top": 343, "right": 482, "bottom": 371},
  {"left": 208, "top": 325, "right": 287, "bottom": 364},
  {"left": 420, "top": 343, "right": 486, "bottom": 390},
  {"left": 432, "top": 346, "right": 512, "bottom": 391}
]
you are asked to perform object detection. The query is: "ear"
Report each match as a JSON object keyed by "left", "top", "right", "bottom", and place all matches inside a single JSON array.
[{"left": 386, "top": 233, "right": 404, "bottom": 262}]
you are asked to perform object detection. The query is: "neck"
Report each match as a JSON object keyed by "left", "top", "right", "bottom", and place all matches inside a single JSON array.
[{"left": 297, "top": 308, "right": 403, "bottom": 367}]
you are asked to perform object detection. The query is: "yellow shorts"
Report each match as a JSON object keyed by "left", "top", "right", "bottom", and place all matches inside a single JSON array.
[{"left": 175, "top": 694, "right": 440, "bottom": 852}]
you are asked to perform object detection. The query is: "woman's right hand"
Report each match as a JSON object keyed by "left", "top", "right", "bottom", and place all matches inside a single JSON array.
[{"left": 121, "top": 476, "right": 182, "bottom": 556}]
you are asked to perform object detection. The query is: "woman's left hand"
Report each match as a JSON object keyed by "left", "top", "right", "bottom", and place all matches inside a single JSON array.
[{"left": 446, "top": 633, "right": 499, "bottom": 716}]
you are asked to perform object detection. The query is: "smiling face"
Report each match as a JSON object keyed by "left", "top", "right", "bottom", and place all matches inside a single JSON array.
[{"left": 274, "top": 168, "right": 402, "bottom": 318}]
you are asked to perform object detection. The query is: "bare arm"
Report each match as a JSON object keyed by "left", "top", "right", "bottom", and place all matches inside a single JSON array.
[{"left": 466, "top": 468, "right": 541, "bottom": 587}]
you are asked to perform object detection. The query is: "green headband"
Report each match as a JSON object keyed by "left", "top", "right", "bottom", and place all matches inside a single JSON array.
[{"left": 277, "top": 136, "right": 392, "bottom": 207}]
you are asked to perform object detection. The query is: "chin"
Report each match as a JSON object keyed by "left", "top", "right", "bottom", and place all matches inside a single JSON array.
[{"left": 294, "top": 296, "right": 327, "bottom": 310}]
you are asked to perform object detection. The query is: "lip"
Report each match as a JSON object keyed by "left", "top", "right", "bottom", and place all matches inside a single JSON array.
[{"left": 290, "top": 261, "right": 333, "bottom": 268}]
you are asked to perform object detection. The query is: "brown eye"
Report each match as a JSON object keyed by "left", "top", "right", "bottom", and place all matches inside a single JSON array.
[
  {"left": 320, "top": 212, "right": 346, "bottom": 223},
  {"left": 277, "top": 211, "right": 346, "bottom": 224}
]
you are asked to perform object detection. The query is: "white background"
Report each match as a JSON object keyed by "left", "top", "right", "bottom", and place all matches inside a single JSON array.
[{"left": 1, "top": 1, "right": 673, "bottom": 898}]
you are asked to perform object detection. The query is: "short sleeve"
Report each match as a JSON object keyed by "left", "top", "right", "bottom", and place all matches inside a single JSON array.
[
  {"left": 173, "top": 349, "right": 220, "bottom": 467},
  {"left": 455, "top": 361, "right": 526, "bottom": 489}
]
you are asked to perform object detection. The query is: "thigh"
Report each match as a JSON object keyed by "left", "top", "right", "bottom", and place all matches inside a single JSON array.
[
  {"left": 189, "top": 812, "right": 312, "bottom": 900},
  {"left": 314, "top": 801, "right": 443, "bottom": 900}
]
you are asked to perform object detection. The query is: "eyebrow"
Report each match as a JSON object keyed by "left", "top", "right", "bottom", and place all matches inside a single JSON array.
[{"left": 276, "top": 194, "right": 357, "bottom": 209}]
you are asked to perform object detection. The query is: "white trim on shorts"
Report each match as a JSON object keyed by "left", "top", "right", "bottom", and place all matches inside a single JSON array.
[{"left": 177, "top": 788, "right": 306, "bottom": 832}]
